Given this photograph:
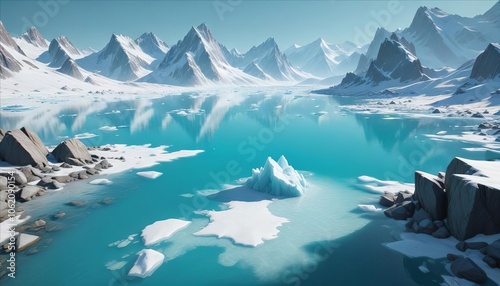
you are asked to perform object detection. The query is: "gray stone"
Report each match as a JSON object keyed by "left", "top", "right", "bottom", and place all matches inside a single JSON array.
[
  {"left": 456, "top": 241, "right": 467, "bottom": 252},
  {"left": 0, "top": 169, "right": 28, "bottom": 185},
  {"left": 379, "top": 194, "right": 396, "bottom": 207},
  {"left": 19, "top": 186, "right": 44, "bottom": 201},
  {"left": 434, "top": 220, "right": 445, "bottom": 228},
  {"left": 414, "top": 171, "right": 446, "bottom": 220},
  {"left": 37, "top": 177, "right": 63, "bottom": 189},
  {"left": 33, "top": 219, "right": 46, "bottom": 228},
  {"left": 486, "top": 239, "right": 500, "bottom": 265},
  {"left": 483, "top": 256, "right": 498, "bottom": 268},
  {"left": 432, "top": 226, "right": 451, "bottom": 239},
  {"left": 384, "top": 201, "right": 415, "bottom": 220},
  {"left": 52, "top": 176, "right": 75, "bottom": 183},
  {"left": 0, "top": 129, "right": 48, "bottom": 168},
  {"left": 20, "top": 127, "right": 48, "bottom": 156},
  {"left": 51, "top": 138, "right": 92, "bottom": 166},
  {"left": 0, "top": 176, "right": 8, "bottom": 190},
  {"left": 417, "top": 219, "right": 437, "bottom": 234},
  {"left": 405, "top": 219, "right": 415, "bottom": 232},
  {"left": 450, "top": 258, "right": 487, "bottom": 284},
  {"left": 52, "top": 212, "right": 65, "bottom": 219},
  {"left": 99, "top": 159, "right": 112, "bottom": 169},
  {"left": 85, "top": 168, "right": 98, "bottom": 175},
  {"left": 447, "top": 253, "right": 463, "bottom": 261},
  {"left": 412, "top": 208, "right": 432, "bottom": 223},
  {"left": 60, "top": 163, "right": 72, "bottom": 168},
  {"left": 19, "top": 166, "right": 41, "bottom": 182},
  {"left": 395, "top": 191, "right": 413, "bottom": 204},
  {"left": 68, "top": 200, "right": 87, "bottom": 207}
]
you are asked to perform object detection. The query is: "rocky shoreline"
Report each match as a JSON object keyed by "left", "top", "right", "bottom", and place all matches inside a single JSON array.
[
  {"left": 380, "top": 123, "right": 500, "bottom": 284},
  {"left": 0, "top": 127, "right": 121, "bottom": 274}
]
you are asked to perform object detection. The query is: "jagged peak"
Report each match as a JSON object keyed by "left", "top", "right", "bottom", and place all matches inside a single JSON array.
[{"left": 390, "top": 33, "right": 399, "bottom": 42}]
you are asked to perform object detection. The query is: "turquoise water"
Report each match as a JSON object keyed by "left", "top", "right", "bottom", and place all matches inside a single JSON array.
[{"left": 0, "top": 88, "right": 492, "bottom": 285}]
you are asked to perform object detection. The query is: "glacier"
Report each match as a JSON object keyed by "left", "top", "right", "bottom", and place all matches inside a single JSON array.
[{"left": 245, "top": 155, "right": 307, "bottom": 197}]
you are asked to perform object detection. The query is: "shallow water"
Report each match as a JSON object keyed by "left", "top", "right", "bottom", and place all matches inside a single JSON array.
[{"left": 0, "top": 87, "right": 493, "bottom": 285}]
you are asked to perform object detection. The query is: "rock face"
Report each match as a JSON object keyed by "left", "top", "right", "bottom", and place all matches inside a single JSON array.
[
  {"left": 0, "top": 128, "right": 48, "bottom": 168},
  {"left": 51, "top": 138, "right": 92, "bottom": 166},
  {"left": 470, "top": 43, "right": 500, "bottom": 80},
  {"left": 413, "top": 171, "right": 447, "bottom": 220},
  {"left": 446, "top": 158, "right": 500, "bottom": 240}
]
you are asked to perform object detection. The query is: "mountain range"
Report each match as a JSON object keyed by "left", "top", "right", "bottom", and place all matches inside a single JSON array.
[{"left": 0, "top": 2, "right": 499, "bottom": 90}]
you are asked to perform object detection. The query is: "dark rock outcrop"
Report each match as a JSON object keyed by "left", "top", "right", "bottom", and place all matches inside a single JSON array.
[
  {"left": 384, "top": 201, "right": 415, "bottom": 220},
  {"left": 413, "top": 171, "right": 446, "bottom": 220},
  {"left": 0, "top": 128, "right": 48, "bottom": 168},
  {"left": 446, "top": 158, "right": 500, "bottom": 240},
  {"left": 51, "top": 138, "right": 92, "bottom": 166},
  {"left": 57, "top": 58, "right": 84, "bottom": 80},
  {"left": 470, "top": 43, "right": 500, "bottom": 80}
]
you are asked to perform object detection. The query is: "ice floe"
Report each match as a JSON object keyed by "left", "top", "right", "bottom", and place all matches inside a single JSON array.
[
  {"left": 193, "top": 200, "right": 289, "bottom": 247},
  {"left": 74, "top": 132, "right": 98, "bottom": 139},
  {"left": 89, "top": 179, "right": 113, "bottom": 185},
  {"left": 137, "top": 171, "right": 163, "bottom": 179},
  {"left": 141, "top": 219, "right": 191, "bottom": 246},
  {"left": 98, "top": 126, "right": 118, "bottom": 131},
  {"left": 128, "top": 249, "right": 164, "bottom": 278}
]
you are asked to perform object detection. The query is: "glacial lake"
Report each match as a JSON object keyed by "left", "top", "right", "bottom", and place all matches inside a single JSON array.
[{"left": 0, "top": 87, "right": 494, "bottom": 285}]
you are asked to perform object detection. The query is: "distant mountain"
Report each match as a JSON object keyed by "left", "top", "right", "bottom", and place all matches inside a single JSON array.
[
  {"left": 470, "top": 43, "right": 500, "bottom": 80},
  {"left": 285, "top": 38, "right": 360, "bottom": 77},
  {"left": 135, "top": 32, "right": 169, "bottom": 58},
  {"left": 78, "top": 33, "right": 154, "bottom": 81},
  {"left": 57, "top": 58, "right": 84, "bottom": 80},
  {"left": 38, "top": 36, "right": 81, "bottom": 67},
  {"left": 19, "top": 27, "right": 48, "bottom": 48},
  {"left": 337, "top": 33, "right": 429, "bottom": 87},
  {"left": 141, "top": 23, "right": 259, "bottom": 86},
  {"left": 401, "top": 4, "right": 500, "bottom": 68},
  {"left": 354, "top": 28, "right": 391, "bottom": 73},
  {"left": 0, "top": 20, "right": 25, "bottom": 56},
  {"left": 233, "top": 37, "right": 307, "bottom": 81}
]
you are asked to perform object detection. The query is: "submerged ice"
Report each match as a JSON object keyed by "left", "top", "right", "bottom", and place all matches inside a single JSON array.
[{"left": 246, "top": 156, "right": 307, "bottom": 197}]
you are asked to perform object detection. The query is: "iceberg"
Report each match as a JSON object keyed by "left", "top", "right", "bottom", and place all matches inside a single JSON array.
[
  {"left": 245, "top": 156, "right": 307, "bottom": 197},
  {"left": 128, "top": 249, "right": 164, "bottom": 278},
  {"left": 137, "top": 171, "right": 163, "bottom": 179}
]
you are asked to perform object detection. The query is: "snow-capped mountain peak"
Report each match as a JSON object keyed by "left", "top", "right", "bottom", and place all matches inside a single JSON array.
[
  {"left": 78, "top": 33, "right": 155, "bottom": 81},
  {"left": 135, "top": 32, "right": 169, "bottom": 58},
  {"left": 141, "top": 23, "right": 259, "bottom": 86},
  {"left": 20, "top": 27, "right": 49, "bottom": 48},
  {"left": 0, "top": 20, "right": 25, "bottom": 56}
]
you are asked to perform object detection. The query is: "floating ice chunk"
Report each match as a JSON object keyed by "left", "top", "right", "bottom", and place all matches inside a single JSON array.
[
  {"left": 141, "top": 219, "right": 191, "bottom": 246},
  {"left": 75, "top": 132, "right": 98, "bottom": 139},
  {"left": 106, "top": 260, "right": 127, "bottom": 270},
  {"left": 418, "top": 265, "right": 430, "bottom": 274},
  {"left": 358, "top": 204, "right": 382, "bottom": 212},
  {"left": 137, "top": 171, "right": 163, "bottom": 179},
  {"left": 128, "top": 249, "right": 164, "bottom": 278},
  {"left": 246, "top": 156, "right": 307, "bottom": 197},
  {"left": 89, "top": 179, "right": 113, "bottom": 185},
  {"left": 17, "top": 233, "right": 41, "bottom": 251},
  {"left": 176, "top": 111, "right": 188, "bottom": 116},
  {"left": 194, "top": 200, "right": 289, "bottom": 247},
  {"left": 436, "top": 131, "right": 447, "bottom": 135},
  {"left": 0, "top": 215, "right": 30, "bottom": 244},
  {"left": 99, "top": 126, "right": 118, "bottom": 131}
]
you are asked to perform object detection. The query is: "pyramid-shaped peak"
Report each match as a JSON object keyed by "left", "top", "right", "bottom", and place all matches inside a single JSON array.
[{"left": 390, "top": 33, "right": 399, "bottom": 42}]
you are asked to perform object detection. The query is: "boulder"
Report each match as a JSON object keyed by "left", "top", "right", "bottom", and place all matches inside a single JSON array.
[
  {"left": 19, "top": 186, "right": 44, "bottom": 201},
  {"left": 51, "top": 138, "right": 93, "bottom": 166},
  {"left": 19, "top": 166, "right": 42, "bottom": 182},
  {"left": 0, "top": 177, "right": 7, "bottom": 190},
  {"left": 446, "top": 158, "right": 500, "bottom": 240},
  {"left": 0, "top": 169, "right": 28, "bottom": 185},
  {"left": 99, "top": 159, "right": 112, "bottom": 169},
  {"left": 384, "top": 201, "right": 415, "bottom": 220},
  {"left": 417, "top": 219, "right": 436, "bottom": 234},
  {"left": 379, "top": 193, "right": 396, "bottom": 207},
  {"left": 52, "top": 176, "right": 75, "bottom": 183},
  {"left": 483, "top": 256, "right": 498, "bottom": 268},
  {"left": 0, "top": 128, "right": 5, "bottom": 142},
  {"left": 432, "top": 226, "right": 451, "bottom": 239},
  {"left": 412, "top": 208, "right": 432, "bottom": 223},
  {"left": 395, "top": 191, "right": 412, "bottom": 204},
  {"left": 447, "top": 253, "right": 463, "bottom": 261},
  {"left": 413, "top": 171, "right": 446, "bottom": 220},
  {"left": 486, "top": 239, "right": 500, "bottom": 265},
  {"left": 450, "top": 258, "right": 487, "bottom": 284},
  {"left": 37, "top": 177, "right": 63, "bottom": 189},
  {"left": 0, "top": 129, "right": 48, "bottom": 168},
  {"left": 20, "top": 127, "right": 48, "bottom": 156}
]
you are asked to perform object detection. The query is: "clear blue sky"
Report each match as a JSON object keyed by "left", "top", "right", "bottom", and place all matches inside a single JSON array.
[{"left": 0, "top": 1, "right": 497, "bottom": 52}]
